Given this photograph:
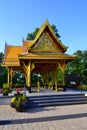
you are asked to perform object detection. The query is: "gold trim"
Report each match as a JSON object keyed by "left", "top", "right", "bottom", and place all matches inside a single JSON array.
[{"left": 29, "top": 19, "right": 67, "bottom": 52}]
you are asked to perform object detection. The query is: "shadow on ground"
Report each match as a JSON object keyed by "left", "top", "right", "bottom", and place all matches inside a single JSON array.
[{"left": 0, "top": 112, "right": 87, "bottom": 125}]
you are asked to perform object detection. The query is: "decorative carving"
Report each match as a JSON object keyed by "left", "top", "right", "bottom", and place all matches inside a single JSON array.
[
  {"left": 32, "top": 32, "right": 58, "bottom": 51},
  {"left": 58, "top": 61, "right": 66, "bottom": 72}
]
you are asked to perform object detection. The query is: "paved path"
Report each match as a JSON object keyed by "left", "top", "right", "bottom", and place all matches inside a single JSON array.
[{"left": 0, "top": 104, "right": 87, "bottom": 130}]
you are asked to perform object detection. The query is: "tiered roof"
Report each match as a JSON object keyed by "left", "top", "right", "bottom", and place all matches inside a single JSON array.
[{"left": 2, "top": 19, "right": 76, "bottom": 67}]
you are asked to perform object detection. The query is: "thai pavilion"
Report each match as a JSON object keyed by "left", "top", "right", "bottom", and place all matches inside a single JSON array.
[{"left": 2, "top": 19, "right": 76, "bottom": 93}]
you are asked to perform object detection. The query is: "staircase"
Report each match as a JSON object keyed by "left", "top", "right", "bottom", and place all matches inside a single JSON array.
[
  {"left": 28, "top": 93, "right": 87, "bottom": 108},
  {"left": 0, "top": 93, "right": 87, "bottom": 107}
]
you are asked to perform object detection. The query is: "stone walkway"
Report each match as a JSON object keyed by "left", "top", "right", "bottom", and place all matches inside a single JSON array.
[
  {"left": 0, "top": 88, "right": 87, "bottom": 130},
  {"left": 0, "top": 104, "right": 87, "bottom": 130}
]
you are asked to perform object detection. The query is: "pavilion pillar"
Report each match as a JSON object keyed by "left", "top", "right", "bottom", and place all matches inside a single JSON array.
[
  {"left": 62, "top": 71, "right": 66, "bottom": 91},
  {"left": 8, "top": 67, "right": 13, "bottom": 88},
  {"left": 22, "top": 60, "right": 35, "bottom": 93},
  {"left": 58, "top": 60, "right": 66, "bottom": 91},
  {"left": 37, "top": 81, "right": 40, "bottom": 93},
  {"left": 27, "top": 61, "right": 31, "bottom": 93}
]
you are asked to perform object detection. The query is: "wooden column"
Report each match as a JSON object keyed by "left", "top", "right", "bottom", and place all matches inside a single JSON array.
[
  {"left": 37, "top": 81, "right": 40, "bottom": 93},
  {"left": 27, "top": 61, "right": 31, "bottom": 93},
  {"left": 58, "top": 60, "right": 66, "bottom": 91},
  {"left": 8, "top": 67, "right": 13, "bottom": 88},
  {"left": 21, "top": 60, "right": 35, "bottom": 93}
]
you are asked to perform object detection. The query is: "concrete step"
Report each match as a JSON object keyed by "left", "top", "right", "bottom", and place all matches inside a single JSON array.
[
  {"left": 28, "top": 94, "right": 85, "bottom": 101},
  {"left": 0, "top": 93, "right": 87, "bottom": 107},
  {"left": 28, "top": 93, "right": 87, "bottom": 108},
  {"left": 29, "top": 100, "right": 87, "bottom": 108},
  {"left": 0, "top": 96, "right": 12, "bottom": 105}
]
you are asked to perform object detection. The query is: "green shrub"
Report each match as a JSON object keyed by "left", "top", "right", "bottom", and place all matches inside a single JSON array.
[
  {"left": 77, "top": 84, "right": 87, "bottom": 91},
  {"left": 2, "top": 83, "right": 11, "bottom": 95},
  {"left": 2, "top": 89, "right": 10, "bottom": 95},
  {"left": 15, "top": 101, "right": 23, "bottom": 112},
  {"left": 3, "top": 83, "right": 9, "bottom": 89}
]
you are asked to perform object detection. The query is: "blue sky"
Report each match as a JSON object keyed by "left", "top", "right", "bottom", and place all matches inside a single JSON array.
[{"left": 0, "top": 0, "right": 87, "bottom": 54}]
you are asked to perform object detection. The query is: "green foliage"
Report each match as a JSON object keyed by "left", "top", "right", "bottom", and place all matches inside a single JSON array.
[
  {"left": 65, "top": 50, "right": 87, "bottom": 84},
  {"left": 31, "top": 73, "right": 43, "bottom": 86},
  {"left": 12, "top": 71, "right": 25, "bottom": 85},
  {"left": 11, "top": 92, "right": 28, "bottom": 112},
  {"left": 3, "top": 83, "right": 9, "bottom": 89},
  {"left": 2, "top": 89, "right": 10, "bottom": 95},
  {"left": 15, "top": 101, "right": 23, "bottom": 112},
  {"left": 77, "top": 84, "right": 87, "bottom": 91},
  {"left": 65, "top": 74, "right": 83, "bottom": 86},
  {"left": 0, "top": 52, "right": 7, "bottom": 87},
  {"left": 57, "top": 70, "right": 63, "bottom": 84},
  {"left": 27, "top": 28, "right": 39, "bottom": 40},
  {"left": 2, "top": 83, "right": 11, "bottom": 95},
  {"left": 26, "top": 24, "right": 60, "bottom": 40},
  {"left": 51, "top": 24, "right": 61, "bottom": 38}
]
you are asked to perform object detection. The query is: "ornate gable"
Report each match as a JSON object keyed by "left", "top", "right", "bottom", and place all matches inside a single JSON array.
[
  {"left": 30, "top": 19, "right": 67, "bottom": 53},
  {"left": 32, "top": 32, "right": 61, "bottom": 52}
]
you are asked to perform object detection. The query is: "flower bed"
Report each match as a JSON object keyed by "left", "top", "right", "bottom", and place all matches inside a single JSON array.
[{"left": 10, "top": 92, "right": 28, "bottom": 112}]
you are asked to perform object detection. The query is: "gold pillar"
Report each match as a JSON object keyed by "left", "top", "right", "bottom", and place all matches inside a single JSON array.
[
  {"left": 27, "top": 61, "right": 31, "bottom": 93},
  {"left": 8, "top": 67, "right": 13, "bottom": 88},
  {"left": 58, "top": 60, "right": 66, "bottom": 90},
  {"left": 37, "top": 81, "right": 40, "bottom": 93}
]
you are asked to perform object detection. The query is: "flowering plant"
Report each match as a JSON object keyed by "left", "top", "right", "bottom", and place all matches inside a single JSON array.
[{"left": 10, "top": 92, "right": 28, "bottom": 112}]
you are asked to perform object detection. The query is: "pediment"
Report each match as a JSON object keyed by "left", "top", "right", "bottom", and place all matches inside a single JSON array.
[
  {"left": 31, "top": 32, "right": 61, "bottom": 52},
  {"left": 30, "top": 19, "right": 67, "bottom": 53}
]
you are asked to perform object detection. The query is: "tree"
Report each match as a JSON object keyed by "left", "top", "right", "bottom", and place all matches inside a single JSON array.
[
  {"left": 26, "top": 24, "right": 60, "bottom": 40},
  {"left": 51, "top": 24, "right": 61, "bottom": 38},
  {"left": 65, "top": 50, "right": 87, "bottom": 84},
  {"left": 12, "top": 71, "right": 25, "bottom": 87},
  {"left": 27, "top": 28, "right": 39, "bottom": 40},
  {"left": 0, "top": 52, "right": 7, "bottom": 87}
]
